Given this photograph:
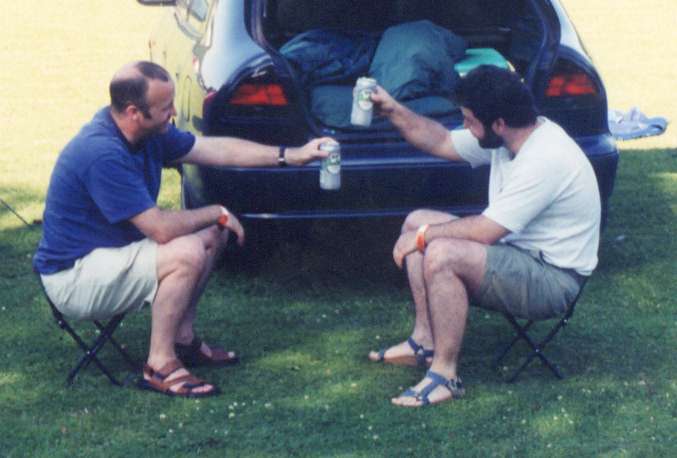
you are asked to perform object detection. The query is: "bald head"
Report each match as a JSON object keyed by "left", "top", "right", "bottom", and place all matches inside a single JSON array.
[{"left": 109, "top": 61, "right": 171, "bottom": 117}]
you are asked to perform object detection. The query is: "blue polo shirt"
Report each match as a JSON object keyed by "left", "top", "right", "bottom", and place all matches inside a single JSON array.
[{"left": 33, "top": 107, "right": 196, "bottom": 274}]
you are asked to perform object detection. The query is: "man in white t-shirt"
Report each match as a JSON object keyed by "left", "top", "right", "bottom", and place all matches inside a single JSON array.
[{"left": 367, "top": 66, "right": 601, "bottom": 407}]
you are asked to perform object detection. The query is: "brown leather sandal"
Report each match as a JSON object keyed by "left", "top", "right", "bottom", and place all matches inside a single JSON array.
[
  {"left": 175, "top": 337, "right": 239, "bottom": 367},
  {"left": 137, "top": 359, "right": 220, "bottom": 398}
]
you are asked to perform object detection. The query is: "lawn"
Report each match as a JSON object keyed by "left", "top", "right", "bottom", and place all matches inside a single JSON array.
[{"left": 1, "top": 1, "right": 675, "bottom": 457}]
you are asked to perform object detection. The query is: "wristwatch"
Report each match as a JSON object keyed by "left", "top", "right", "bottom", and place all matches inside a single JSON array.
[{"left": 278, "top": 145, "right": 287, "bottom": 167}]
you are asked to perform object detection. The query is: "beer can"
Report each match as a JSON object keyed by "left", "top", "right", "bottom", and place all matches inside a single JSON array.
[
  {"left": 350, "top": 77, "right": 377, "bottom": 127},
  {"left": 319, "top": 141, "right": 341, "bottom": 191}
]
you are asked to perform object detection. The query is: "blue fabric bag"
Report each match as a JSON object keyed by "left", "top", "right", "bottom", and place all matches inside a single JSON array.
[{"left": 280, "top": 29, "right": 379, "bottom": 87}]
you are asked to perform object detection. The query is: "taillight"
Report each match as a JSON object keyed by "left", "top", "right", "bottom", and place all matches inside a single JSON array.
[
  {"left": 229, "top": 83, "right": 288, "bottom": 106},
  {"left": 540, "top": 57, "right": 607, "bottom": 136},
  {"left": 201, "top": 68, "right": 302, "bottom": 143},
  {"left": 545, "top": 61, "right": 598, "bottom": 97}
]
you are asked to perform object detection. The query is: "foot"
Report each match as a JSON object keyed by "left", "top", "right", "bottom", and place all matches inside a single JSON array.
[
  {"left": 392, "top": 370, "right": 464, "bottom": 407},
  {"left": 368, "top": 336, "right": 434, "bottom": 367},
  {"left": 140, "top": 359, "right": 218, "bottom": 398},
  {"left": 175, "top": 336, "right": 238, "bottom": 367}
]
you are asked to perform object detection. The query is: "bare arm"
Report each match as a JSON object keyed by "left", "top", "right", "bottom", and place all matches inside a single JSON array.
[
  {"left": 393, "top": 215, "right": 509, "bottom": 268},
  {"left": 425, "top": 215, "right": 508, "bottom": 246},
  {"left": 371, "top": 86, "right": 464, "bottom": 162},
  {"left": 130, "top": 205, "right": 244, "bottom": 245},
  {"left": 176, "top": 136, "right": 332, "bottom": 167}
]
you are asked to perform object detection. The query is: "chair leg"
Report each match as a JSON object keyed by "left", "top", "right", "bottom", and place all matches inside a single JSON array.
[
  {"left": 93, "top": 320, "right": 139, "bottom": 371},
  {"left": 55, "top": 313, "right": 133, "bottom": 386},
  {"left": 505, "top": 324, "right": 564, "bottom": 383},
  {"left": 498, "top": 313, "right": 569, "bottom": 382},
  {"left": 494, "top": 319, "right": 534, "bottom": 367}
]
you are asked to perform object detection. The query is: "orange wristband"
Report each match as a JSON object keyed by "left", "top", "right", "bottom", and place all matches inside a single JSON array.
[
  {"left": 416, "top": 224, "right": 429, "bottom": 253},
  {"left": 217, "top": 207, "right": 229, "bottom": 230}
]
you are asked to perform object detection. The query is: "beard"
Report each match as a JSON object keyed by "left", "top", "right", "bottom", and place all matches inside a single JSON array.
[{"left": 478, "top": 125, "right": 504, "bottom": 149}]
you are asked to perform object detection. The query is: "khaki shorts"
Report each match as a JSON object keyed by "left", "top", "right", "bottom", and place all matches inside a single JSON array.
[
  {"left": 41, "top": 239, "right": 158, "bottom": 321},
  {"left": 474, "top": 243, "right": 585, "bottom": 320}
]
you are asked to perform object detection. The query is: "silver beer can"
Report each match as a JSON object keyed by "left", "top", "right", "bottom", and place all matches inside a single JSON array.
[
  {"left": 350, "top": 77, "right": 377, "bottom": 127},
  {"left": 319, "top": 141, "right": 341, "bottom": 191}
]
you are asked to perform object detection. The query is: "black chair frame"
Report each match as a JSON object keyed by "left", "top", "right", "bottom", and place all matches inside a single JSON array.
[
  {"left": 40, "top": 279, "right": 138, "bottom": 386},
  {"left": 494, "top": 279, "right": 587, "bottom": 383}
]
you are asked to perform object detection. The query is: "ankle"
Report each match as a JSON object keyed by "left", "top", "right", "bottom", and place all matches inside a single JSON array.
[
  {"left": 411, "top": 332, "right": 433, "bottom": 349},
  {"left": 429, "top": 362, "right": 458, "bottom": 380},
  {"left": 175, "top": 331, "right": 194, "bottom": 346},
  {"left": 147, "top": 352, "right": 177, "bottom": 371}
]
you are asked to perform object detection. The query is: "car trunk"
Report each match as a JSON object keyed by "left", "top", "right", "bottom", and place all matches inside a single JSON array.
[
  {"left": 189, "top": 0, "right": 559, "bottom": 220},
  {"left": 258, "top": 0, "right": 550, "bottom": 137}
]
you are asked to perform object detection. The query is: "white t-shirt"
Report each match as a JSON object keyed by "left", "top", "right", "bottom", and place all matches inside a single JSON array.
[{"left": 451, "top": 117, "right": 600, "bottom": 275}]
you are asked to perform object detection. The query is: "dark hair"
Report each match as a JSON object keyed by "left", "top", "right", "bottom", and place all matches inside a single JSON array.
[
  {"left": 109, "top": 61, "right": 171, "bottom": 118},
  {"left": 453, "top": 65, "right": 538, "bottom": 128}
]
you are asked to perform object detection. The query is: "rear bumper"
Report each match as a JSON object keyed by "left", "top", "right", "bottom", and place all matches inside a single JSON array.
[
  {"left": 183, "top": 133, "right": 619, "bottom": 222},
  {"left": 183, "top": 158, "right": 490, "bottom": 220}
]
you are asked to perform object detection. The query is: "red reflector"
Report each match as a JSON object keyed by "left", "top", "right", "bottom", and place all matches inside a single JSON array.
[
  {"left": 546, "top": 73, "right": 597, "bottom": 97},
  {"left": 229, "top": 83, "right": 288, "bottom": 106}
]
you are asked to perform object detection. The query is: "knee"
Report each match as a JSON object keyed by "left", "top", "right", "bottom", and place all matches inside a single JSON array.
[
  {"left": 203, "top": 225, "right": 226, "bottom": 253},
  {"left": 423, "top": 239, "right": 469, "bottom": 278},
  {"left": 169, "top": 236, "right": 208, "bottom": 274},
  {"left": 402, "top": 209, "right": 430, "bottom": 233}
]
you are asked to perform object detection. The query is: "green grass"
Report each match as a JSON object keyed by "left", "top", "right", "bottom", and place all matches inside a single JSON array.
[{"left": 1, "top": 1, "right": 676, "bottom": 457}]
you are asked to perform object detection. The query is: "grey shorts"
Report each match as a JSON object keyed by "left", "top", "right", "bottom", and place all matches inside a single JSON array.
[
  {"left": 41, "top": 239, "right": 158, "bottom": 321},
  {"left": 474, "top": 244, "right": 585, "bottom": 320}
]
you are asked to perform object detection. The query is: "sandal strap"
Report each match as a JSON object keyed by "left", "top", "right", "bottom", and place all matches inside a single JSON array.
[
  {"left": 142, "top": 360, "right": 209, "bottom": 395},
  {"left": 416, "top": 370, "right": 465, "bottom": 405},
  {"left": 176, "top": 336, "right": 203, "bottom": 354},
  {"left": 164, "top": 374, "right": 208, "bottom": 394},
  {"left": 376, "top": 348, "right": 386, "bottom": 361},
  {"left": 143, "top": 359, "right": 184, "bottom": 381},
  {"left": 407, "top": 337, "right": 434, "bottom": 366},
  {"left": 175, "top": 336, "right": 236, "bottom": 366},
  {"left": 406, "top": 336, "right": 423, "bottom": 354}
]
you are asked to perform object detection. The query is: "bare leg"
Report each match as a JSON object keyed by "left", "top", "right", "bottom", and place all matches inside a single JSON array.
[
  {"left": 146, "top": 233, "right": 213, "bottom": 394},
  {"left": 175, "top": 226, "right": 227, "bottom": 342},
  {"left": 393, "top": 238, "right": 487, "bottom": 407},
  {"left": 173, "top": 226, "right": 236, "bottom": 361},
  {"left": 369, "top": 209, "right": 458, "bottom": 363},
  {"left": 404, "top": 210, "right": 459, "bottom": 344}
]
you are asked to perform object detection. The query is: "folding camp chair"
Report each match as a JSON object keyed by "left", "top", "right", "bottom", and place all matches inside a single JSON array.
[
  {"left": 39, "top": 278, "right": 139, "bottom": 386},
  {"left": 494, "top": 279, "right": 588, "bottom": 383}
]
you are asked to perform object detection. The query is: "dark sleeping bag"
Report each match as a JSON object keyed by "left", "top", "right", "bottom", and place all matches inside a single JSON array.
[{"left": 369, "top": 20, "right": 467, "bottom": 101}]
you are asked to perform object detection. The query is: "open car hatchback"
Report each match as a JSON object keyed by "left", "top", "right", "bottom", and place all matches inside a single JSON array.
[{"left": 138, "top": 0, "right": 618, "bottom": 231}]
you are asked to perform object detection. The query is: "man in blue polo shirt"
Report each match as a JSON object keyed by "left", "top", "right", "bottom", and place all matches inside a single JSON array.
[{"left": 34, "top": 61, "right": 330, "bottom": 398}]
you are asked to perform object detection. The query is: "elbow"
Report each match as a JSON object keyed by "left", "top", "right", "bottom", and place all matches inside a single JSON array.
[
  {"left": 154, "top": 233, "right": 174, "bottom": 245},
  {"left": 475, "top": 234, "right": 497, "bottom": 246},
  {"left": 472, "top": 229, "right": 505, "bottom": 246},
  {"left": 145, "top": 225, "right": 174, "bottom": 245}
]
